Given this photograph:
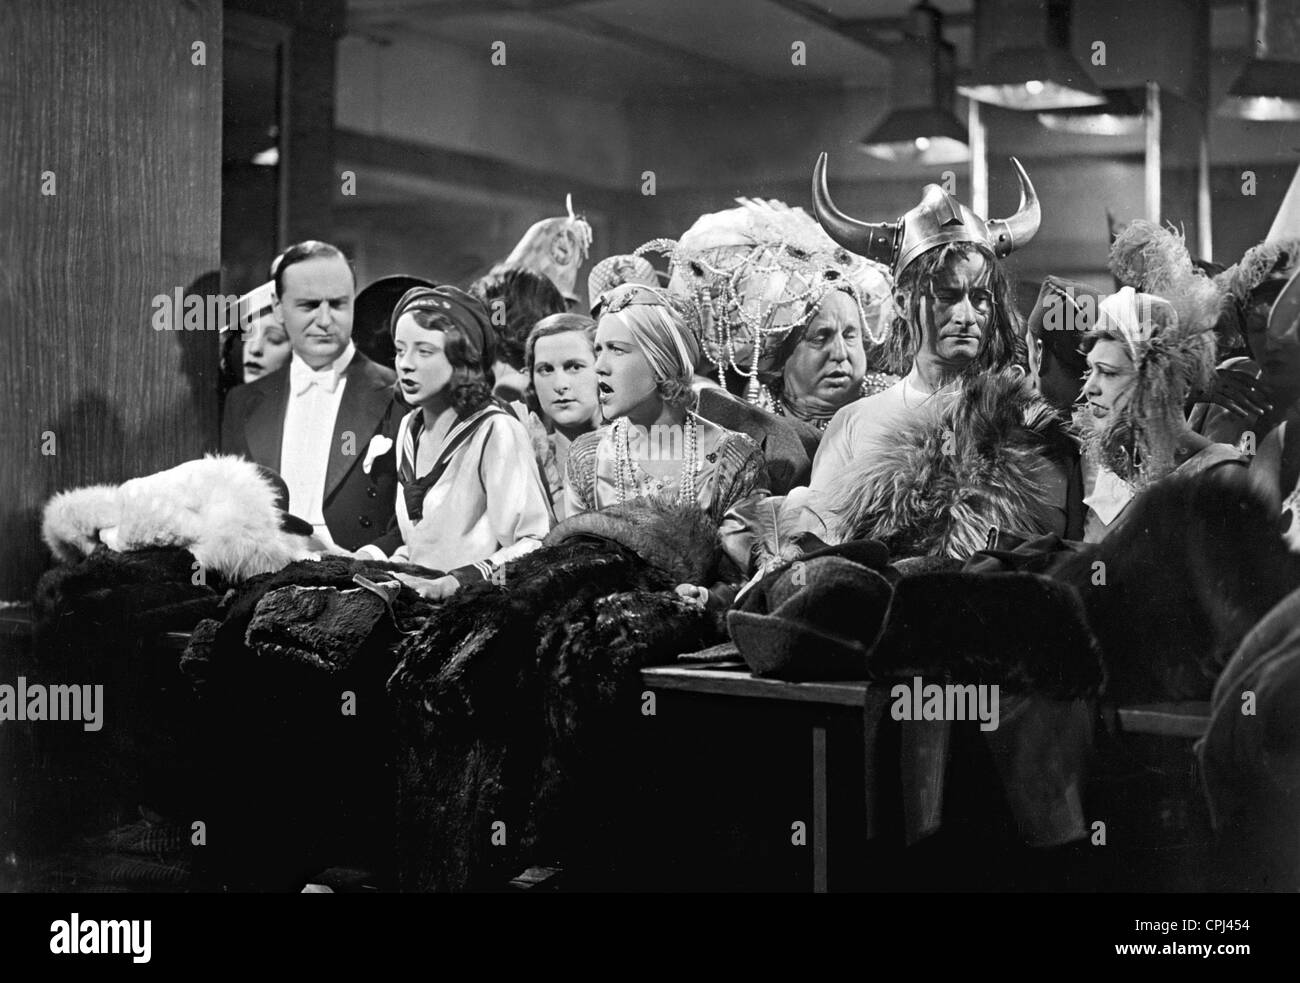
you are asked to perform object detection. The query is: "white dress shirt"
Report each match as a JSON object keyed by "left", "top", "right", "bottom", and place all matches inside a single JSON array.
[{"left": 280, "top": 342, "right": 356, "bottom": 546}]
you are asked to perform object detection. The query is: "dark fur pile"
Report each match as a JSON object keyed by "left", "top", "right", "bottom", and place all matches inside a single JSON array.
[
  {"left": 1051, "top": 465, "right": 1300, "bottom": 703},
  {"left": 389, "top": 500, "right": 728, "bottom": 891},
  {"left": 868, "top": 571, "right": 1106, "bottom": 700},
  {"left": 828, "top": 370, "right": 1077, "bottom": 560},
  {"left": 33, "top": 546, "right": 221, "bottom": 656}
]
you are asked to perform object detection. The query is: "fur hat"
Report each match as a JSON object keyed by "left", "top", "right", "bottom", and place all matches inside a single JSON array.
[
  {"left": 727, "top": 555, "right": 892, "bottom": 680},
  {"left": 41, "top": 455, "right": 315, "bottom": 581},
  {"left": 825, "top": 370, "right": 1077, "bottom": 560}
]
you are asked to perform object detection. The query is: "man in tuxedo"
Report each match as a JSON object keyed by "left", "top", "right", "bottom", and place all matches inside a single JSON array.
[{"left": 221, "top": 240, "right": 403, "bottom": 552}]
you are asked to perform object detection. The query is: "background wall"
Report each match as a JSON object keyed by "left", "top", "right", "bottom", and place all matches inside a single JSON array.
[
  {"left": 0, "top": 0, "right": 224, "bottom": 599},
  {"left": 331, "top": 4, "right": 1300, "bottom": 317}
]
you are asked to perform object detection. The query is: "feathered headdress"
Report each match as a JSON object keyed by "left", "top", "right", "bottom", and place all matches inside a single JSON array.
[
  {"left": 1214, "top": 238, "right": 1300, "bottom": 307},
  {"left": 499, "top": 194, "right": 594, "bottom": 303},
  {"left": 638, "top": 198, "right": 893, "bottom": 404}
]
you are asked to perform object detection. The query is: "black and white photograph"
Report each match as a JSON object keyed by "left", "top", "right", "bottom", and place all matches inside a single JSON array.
[{"left": 0, "top": 0, "right": 1293, "bottom": 950}]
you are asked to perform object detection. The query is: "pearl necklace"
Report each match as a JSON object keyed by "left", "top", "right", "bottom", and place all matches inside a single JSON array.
[{"left": 613, "top": 413, "right": 701, "bottom": 506}]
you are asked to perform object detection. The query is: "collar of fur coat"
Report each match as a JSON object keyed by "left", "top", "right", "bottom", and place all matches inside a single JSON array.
[
  {"left": 823, "top": 369, "right": 1077, "bottom": 560},
  {"left": 546, "top": 496, "right": 736, "bottom": 585},
  {"left": 42, "top": 455, "right": 314, "bottom": 581}
]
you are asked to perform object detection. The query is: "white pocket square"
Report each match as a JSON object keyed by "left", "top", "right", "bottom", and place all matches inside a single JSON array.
[{"left": 362, "top": 435, "right": 394, "bottom": 475}]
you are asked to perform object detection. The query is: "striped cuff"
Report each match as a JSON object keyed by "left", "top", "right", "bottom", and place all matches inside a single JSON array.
[{"left": 449, "top": 559, "right": 496, "bottom": 586}]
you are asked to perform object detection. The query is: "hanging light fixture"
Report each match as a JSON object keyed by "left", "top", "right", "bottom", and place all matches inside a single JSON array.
[
  {"left": 1219, "top": 0, "right": 1300, "bottom": 121},
  {"left": 860, "top": 1, "right": 970, "bottom": 165},
  {"left": 1037, "top": 86, "right": 1145, "bottom": 136},
  {"left": 959, "top": 0, "right": 1104, "bottom": 111}
]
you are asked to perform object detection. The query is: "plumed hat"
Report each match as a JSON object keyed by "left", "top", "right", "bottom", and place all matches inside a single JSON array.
[
  {"left": 642, "top": 197, "right": 893, "bottom": 404},
  {"left": 812, "top": 153, "right": 1040, "bottom": 280},
  {"left": 500, "top": 194, "right": 593, "bottom": 303}
]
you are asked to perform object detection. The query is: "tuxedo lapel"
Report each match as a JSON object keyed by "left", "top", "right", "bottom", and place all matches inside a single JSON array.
[
  {"left": 245, "top": 368, "right": 289, "bottom": 472},
  {"left": 325, "top": 355, "right": 395, "bottom": 500}
]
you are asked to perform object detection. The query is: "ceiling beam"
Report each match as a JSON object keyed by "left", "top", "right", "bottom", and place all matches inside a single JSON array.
[
  {"left": 348, "top": 0, "right": 594, "bottom": 28},
  {"left": 763, "top": 0, "right": 901, "bottom": 57},
  {"left": 334, "top": 127, "right": 630, "bottom": 210},
  {"left": 541, "top": 7, "right": 781, "bottom": 89}
]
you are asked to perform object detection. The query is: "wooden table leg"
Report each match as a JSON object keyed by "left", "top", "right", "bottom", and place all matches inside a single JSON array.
[{"left": 813, "top": 723, "right": 828, "bottom": 893}]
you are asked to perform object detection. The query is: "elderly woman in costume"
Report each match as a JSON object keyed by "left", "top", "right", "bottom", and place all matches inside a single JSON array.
[
  {"left": 1079, "top": 284, "right": 1247, "bottom": 542},
  {"left": 563, "top": 282, "right": 765, "bottom": 526},
  {"left": 806, "top": 154, "right": 1040, "bottom": 492},
  {"left": 1110, "top": 220, "right": 1280, "bottom": 447},
  {"left": 355, "top": 285, "right": 552, "bottom": 598},
  {"left": 524, "top": 312, "right": 602, "bottom": 518},
  {"left": 645, "top": 198, "right": 893, "bottom": 453}
]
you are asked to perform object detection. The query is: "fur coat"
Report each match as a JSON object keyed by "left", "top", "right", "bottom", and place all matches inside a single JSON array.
[
  {"left": 1050, "top": 464, "right": 1300, "bottom": 703},
  {"left": 388, "top": 497, "right": 734, "bottom": 892},
  {"left": 41, "top": 455, "right": 313, "bottom": 582},
  {"left": 826, "top": 370, "right": 1077, "bottom": 560}
]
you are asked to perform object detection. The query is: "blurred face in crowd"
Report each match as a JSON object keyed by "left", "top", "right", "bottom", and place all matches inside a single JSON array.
[
  {"left": 918, "top": 253, "right": 994, "bottom": 369},
  {"left": 783, "top": 290, "right": 866, "bottom": 411},
  {"left": 1082, "top": 339, "right": 1137, "bottom": 422},
  {"left": 1246, "top": 276, "right": 1300, "bottom": 403},
  {"left": 493, "top": 360, "right": 530, "bottom": 403},
  {"left": 274, "top": 255, "right": 355, "bottom": 369},
  {"left": 532, "top": 330, "right": 599, "bottom": 432},
  {"left": 394, "top": 314, "right": 454, "bottom": 409},
  {"left": 1027, "top": 329, "right": 1084, "bottom": 414},
  {"left": 241, "top": 314, "right": 292, "bottom": 382},
  {"left": 594, "top": 316, "right": 659, "bottom": 421}
]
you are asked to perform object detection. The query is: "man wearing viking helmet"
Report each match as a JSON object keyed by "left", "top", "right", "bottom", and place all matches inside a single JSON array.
[{"left": 806, "top": 152, "right": 1041, "bottom": 489}]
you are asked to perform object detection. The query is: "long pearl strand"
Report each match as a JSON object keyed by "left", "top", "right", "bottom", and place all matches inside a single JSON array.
[{"left": 613, "top": 413, "right": 701, "bottom": 507}]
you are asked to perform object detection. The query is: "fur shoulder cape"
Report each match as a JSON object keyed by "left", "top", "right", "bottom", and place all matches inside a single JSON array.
[{"left": 825, "top": 370, "right": 1077, "bottom": 560}]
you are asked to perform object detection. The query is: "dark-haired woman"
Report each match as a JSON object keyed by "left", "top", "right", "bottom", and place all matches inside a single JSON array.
[{"left": 357, "top": 285, "right": 552, "bottom": 599}]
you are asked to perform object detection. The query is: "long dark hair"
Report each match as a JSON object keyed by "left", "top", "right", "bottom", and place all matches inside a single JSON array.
[{"left": 884, "top": 241, "right": 1020, "bottom": 376}]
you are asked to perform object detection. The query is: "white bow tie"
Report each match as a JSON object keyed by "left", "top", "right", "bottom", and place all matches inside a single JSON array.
[{"left": 294, "top": 364, "right": 340, "bottom": 395}]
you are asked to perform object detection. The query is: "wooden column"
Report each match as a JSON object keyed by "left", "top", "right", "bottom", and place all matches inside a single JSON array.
[{"left": 0, "top": 0, "right": 223, "bottom": 599}]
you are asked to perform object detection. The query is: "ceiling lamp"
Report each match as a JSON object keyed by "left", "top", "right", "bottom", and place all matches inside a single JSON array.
[
  {"left": 959, "top": 0, "right": 1104, "bottom": 110},
  {"left": 1218, "top": 0, "right": 1300, "bottom": 121},
  {"left": 860, "top": 1, "right": 969, "bottom": 165},
  {"left": 1037, "top": 86, "right": 1145, "bottom": 136}
]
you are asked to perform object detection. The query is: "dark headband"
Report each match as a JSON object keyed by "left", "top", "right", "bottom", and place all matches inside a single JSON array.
[{"left": 391, "top": 285, "right": 495, "bottom": 362}]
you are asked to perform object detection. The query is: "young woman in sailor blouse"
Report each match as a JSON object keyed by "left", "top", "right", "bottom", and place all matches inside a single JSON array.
[{"left": 355, "top": 285, "right": 552, "bottom": 599}]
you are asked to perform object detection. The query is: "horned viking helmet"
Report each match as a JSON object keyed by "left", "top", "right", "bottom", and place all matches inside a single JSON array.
[{"left": 811, "top": 153, "right": 1042, "bottom": 280}]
